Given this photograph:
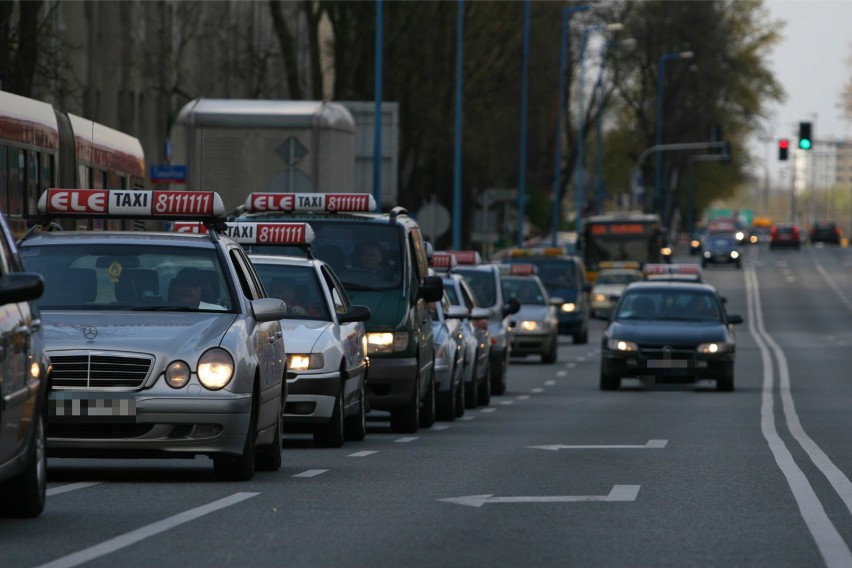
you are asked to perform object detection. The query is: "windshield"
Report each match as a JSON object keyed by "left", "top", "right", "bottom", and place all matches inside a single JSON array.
[
  {"left": 502, "top": 279, "right": 546, "bottom": 305},
  {"left": 615, "top": 290, "right": 721, "bottom": 322},
  {"left": 253, "top": 263, "right": 331, "bottom": 321},
  {"left": 506, "top": 258, "right": 577, "bottom": 290},
  {"left": 20, "top": 244, "right": 234, "bottom": 312},
  {"left": 289, "top": 220, "right": 404, "bottom": 292},
  {"left": 454, "top": 269, "right": 496, "bottom": 306}
]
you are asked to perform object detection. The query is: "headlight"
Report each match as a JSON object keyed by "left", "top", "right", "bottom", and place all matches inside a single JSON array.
[
  {"left": 561, "top": 302, "right": 576, "bottom": 313},
  {"left": 288, "top": 353, "right": 324, "bottom": 371},
  {"left": 691, "top": 239, "right": 700, "bottom": 248},
  {"left": 520, "top": 320, "right": 539, "bottom": 332},
  {"left": 197, "top": 348, "right": 235, "bottom": 390},
  {"left": 367, "top": 331, "right": 409, "bottom": 354},
  {"left": 661, "top": 247, "right": 672, "bottom": 255},
  {"left": 593, "top": 294, "right": 606, "bottom": 303},
  {"left": 735, "top": 231, "right": 744, "bottom": 240},
  {"left": 730, "top": 251, "right": 739, "bottom": 259},
  {"left": 697, "top": 342, "right": 731, "bottom": 354},
  {"left": 703, "top": 251, "right": 711, "bottom": 258},
  {"left": 607, "top": 339, "right": 638, "bottom": 352},
  {"left": 165, "top": 360, "right": 191, "bottom": 388}
]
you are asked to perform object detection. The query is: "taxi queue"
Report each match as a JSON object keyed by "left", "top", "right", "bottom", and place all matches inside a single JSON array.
[{"left": 5, "top": 187, "right": 742, "bottom": 518}]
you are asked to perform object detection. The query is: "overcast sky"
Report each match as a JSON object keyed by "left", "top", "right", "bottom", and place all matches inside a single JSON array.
[{"left": 752, "top": 0, "right": 852, "bottom": 183}]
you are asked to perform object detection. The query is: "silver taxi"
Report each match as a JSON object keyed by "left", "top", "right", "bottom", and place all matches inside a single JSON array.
[
  {"left": 500, "top": 265, "right": 561, "bottom": 364},
  {"left": 249, "top": 252, "right": 371, "bottom": 448},
  {"left": 18, "top": 189, "right": 287, "bottom": 481}
]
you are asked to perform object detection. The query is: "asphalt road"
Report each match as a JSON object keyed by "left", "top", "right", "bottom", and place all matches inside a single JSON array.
[{"left": 4, "top": 242, "right": 852, "bottom": 568}]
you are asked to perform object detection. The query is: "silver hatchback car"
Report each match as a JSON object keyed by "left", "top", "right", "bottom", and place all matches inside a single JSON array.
[{"left": 19, "top": 189, "right": 287, "bottom": 481}]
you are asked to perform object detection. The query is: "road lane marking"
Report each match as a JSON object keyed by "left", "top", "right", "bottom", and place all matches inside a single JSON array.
[
  {"left": 394, "top": 437, "right": 417, "bottom": 443},
  {"left": 530, "top": 388, "right": 543, "bottom": 393},
  {"left": 528, "top": 440, "right": 668, "bottom": 451},
  {"left": 746, "top": 266, "right": 852, "bottom": 566},
  {"left": 566, "top": 363, "right": 576, "bottom": 368},
  {"left": 480, "top": 408, "right": 496, "bottom": 413},
  {"left": 430, "top": 424, "right": 450, "bottom": 431},
  {"left": 292, "top": 469, "right": 328, "bottom": 478},
  {"left": 544, "top": 380, "right": 556, "bottom": 386},
  {"left": 47, "top": 482, "right": 102, "bottom": 497},
  {"left": 516, "top": 395, "right": 530, "bottom": 400},
  {"left": 439, "top": 485, "right": 640, "bottom": 507},
  {"left": 36, "top": 492, "right": 259, "bottom": 568},
  {"left": 458, "top": 416, "right": 475, "bottom": 421},
  {"left": 348, "top": 450, "right": 378, "bottom": 457},
  {"left": 499, "top": 400, "right": 514, "bottom": 405}
]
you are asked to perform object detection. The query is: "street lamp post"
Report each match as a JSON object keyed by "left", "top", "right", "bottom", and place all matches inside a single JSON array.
[
  {"left": 550, "top": 4, "right": 589, "bottom": 246},
  {"left": 517, "top": 0, "right": 531, "bottom": 247},
  {"left": 575, "top": 23, "right": 623, "bottom": 233},
  {"left": 654, "top": 50, "right": 694, "bottom": 217}
]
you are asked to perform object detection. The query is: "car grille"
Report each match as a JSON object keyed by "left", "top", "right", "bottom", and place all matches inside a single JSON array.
[
  {"left": 639, "top": 345, "right": 697, "bottom": 358},
  {"left": 50, "top": 352, "right": 153, "bottom": 390}
]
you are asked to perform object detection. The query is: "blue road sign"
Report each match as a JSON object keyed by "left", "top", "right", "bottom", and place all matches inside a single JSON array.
[{"left": 150, "top": 164, "right": 187, "bottom": 184}]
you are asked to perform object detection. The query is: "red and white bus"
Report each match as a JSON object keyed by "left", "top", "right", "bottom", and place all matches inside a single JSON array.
[{"left": 0, "top": 90, "right": 145, "bottom": 236}]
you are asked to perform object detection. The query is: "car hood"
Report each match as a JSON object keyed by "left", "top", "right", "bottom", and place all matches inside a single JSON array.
[
  {"left": 42, "top": 311, "right": 238, "bottom": 353},
  {"left": 513, "top": 305, "right": 550, "bottom": 321},
  {"left": 608, "top": 320, "right": 728, "bottom": 346},
  {"left": 278, "top": 320, "right": 332, "bottom": 353},
  {"left": 346, "top": 289, "right": 406, "bottom": 330},
  {"left": 592, "top": 284, "right": 625, "bottom": 296}
]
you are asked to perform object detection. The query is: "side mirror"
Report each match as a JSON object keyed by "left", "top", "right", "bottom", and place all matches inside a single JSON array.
[
  {"left": 0, "top": 272, "right": 43, "bottom": 305},
  {"left": 445, "top": 305, "right": 469, "bottom": 319},
  {"left": 468, "top": 307, "right": 491, "bottom": 320},
  {"left": 339, "top": 304, "right": 372, "bottom": 324},
  {"left": 727, "top": 314, "right": 744, "bottom": 325},
  {"left": 418, "top": 275, "right": 444, "bottom": 303},
  {"left": 503, "top": 297, "right": 521, "bottom": 316},
  {"left": 252, "top": 297, "right": 287, "bottom": 322}
]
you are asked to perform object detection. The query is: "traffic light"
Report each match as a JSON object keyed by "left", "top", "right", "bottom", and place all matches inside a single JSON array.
[
  {"left": 798, "top": 122, "right": 812, "bottom": 150},
  {"left": 778, "top": 138, "right": 789, "bottom": 161}
]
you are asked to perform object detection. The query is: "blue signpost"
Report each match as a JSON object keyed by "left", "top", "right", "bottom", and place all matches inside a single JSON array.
[{"left": 149, "top": 164, "right": 187, "bottom": 185}]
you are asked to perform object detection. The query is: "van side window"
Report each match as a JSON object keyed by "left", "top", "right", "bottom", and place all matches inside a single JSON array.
[{"left": 409, "top": 227, "right": 428, "bottom": 282}]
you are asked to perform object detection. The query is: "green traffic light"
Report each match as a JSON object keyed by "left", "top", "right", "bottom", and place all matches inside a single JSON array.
[{"left": 799, "top": 139, "right": 812, "bottom": 150}]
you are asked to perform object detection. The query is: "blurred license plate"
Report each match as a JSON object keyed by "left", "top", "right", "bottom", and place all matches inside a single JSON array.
[
  {"left": 50, "top": 398, "right": 136, "bottom": 422},
  {"left": 647, "top": 360, "right": 688, "bottom": 369}
]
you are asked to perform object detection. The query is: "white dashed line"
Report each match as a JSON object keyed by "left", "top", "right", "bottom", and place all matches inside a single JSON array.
[
  {"left": 458, "top": 416, "right": 476, "bottom": 421},
  {"left": 480, "top": 408, "right": 497, "bottom": 413},
  {"left": 531, "top": 388, "right": 544, "bottom": 393},
  {"left": 556, "top": 371, "right": 567, "bottom": 377},
  {"left": 566, "top": 363, "right": 576, "bottom": 368},
  {"left": 545, "top": 380, "right": 556, "bottom": 386},
  {"left": 47, "top": 482, "right": 103, "bottom": 497},
  {"left": 395, "top": 437, "right": 418, "bottom": 443},
  {"left": 499, "top": 400, "right": 514, "bottom": 405},
  {"left": 292, "top": 469, "right": 328, "bottom": 478},
  {"left": 348, "top": 450, "right": 379, "bottom": 457},
  {"left": 516, "top": 395, "right": 530, "bottom": 400},
  {"left": 430, "top": 425, "right": 450, "bottom": 431}
]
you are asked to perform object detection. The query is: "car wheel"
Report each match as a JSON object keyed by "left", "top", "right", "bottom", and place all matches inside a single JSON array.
[
  {"left": 0, "top": 414, "right": 46, "bottom": 518},
  {"left": 717, "top": 369, "right": 735, "bottom": 392},
  {"left": 736, "top": 260, "right": 742, "bottom": 269},
  {"left": 599, "top": 369, "right": 620, "bottom": 391},
  {"left": 542, "top": 335, "right": 558, "bottom": 364},
  {"left": 255, "top": 388, "right": 283, "bottom": 471},
  {"left": 391, "top": 376, "right": 420, "bottom": 434},
  {"left": 491, "top": 355, "right": 507, "bottom": 396},
  {"left": 344, "top": 382, "right": 367, "bottom": 442},
  {"left": 454, "top": 373, "right": 465, "bottom": 418},
  {"left": 436, "top": 366, "right": 458, "bottom": 422},
  {"left": 477, "top": 365, "right": 492, "bottom": 406},
  {"left": 419, "top": 367, "right": 437, "bottom": 428},
  {"left": 465, "top": 360, "right": 479, "bottom": 409},
  {"left": 315, "top": 384, "right": 346, "bottom": 448},
  {"left": 214, "top": 390, "right": 258, "bottom": 481}
]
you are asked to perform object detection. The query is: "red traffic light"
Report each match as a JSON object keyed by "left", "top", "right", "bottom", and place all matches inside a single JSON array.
[
  {"left": 778, "top": 138, "right": 789, "bottom": 161},
  {"left": 779, "top": 139, "right": 789, "bottom": 150}
]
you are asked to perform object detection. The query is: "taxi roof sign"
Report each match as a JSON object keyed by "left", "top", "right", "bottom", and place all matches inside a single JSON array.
[
  {"left": 508, "top": 247, "right": 565, "bottom": 258},
  {"left": 244, "top": 192, "right": 377, "bottom": 213},
  {"left": 37, "top": 189, "right": 226, "bottom": 219},
  {"left": 599, "top": 261, "right": 641, "bottom": 270},
  {"left": 447, "top": 250, "right": 482, "bottom": 265},
  {"left": 499, "top": 263, "right": 537, "bottom": 276},
  {"left": 174, "top": 221, "right": 315, "bottom": 245},
  {"left": 643, "top": 263, "right": 702, "bottom": 275},
  {"left": 430, "top": 252, "right": 457, "bottom": 269}
]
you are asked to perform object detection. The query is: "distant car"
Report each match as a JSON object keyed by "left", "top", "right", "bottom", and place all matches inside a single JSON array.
[
  {"left": 702, "top": 234, "right": 742, "bottom": 268},
  {"left": 689, "top": 228, "right": 707, "bottom": 255},
  {"left": 501, "top": 269, "right": 560, "bottom": 364},
  {"left": 600, "top": 281, "right": 744, "bottom": 391},
  {"left": 0, "top": 213, "right": 50, "bottom": 518},
  {"left": 590, "top": 268, "right": 643, "bottom": 319},
  {"left": 769, "top": 222, "right": 801, "bottom": 250},
  {"left": 20, "top": 189, "right": 287, "bottom": 481},
  {"left": 809, "top": 220, "right": 841, "bottom": 245},
  {"left": 250, "top": 252, "right": 371, "bottom": 447},
  {"left": 749, "top": 225, "right": 771, "bottom": 244},
  {"left": 643, "top": 263, "right": 704, "bottom": 283}
]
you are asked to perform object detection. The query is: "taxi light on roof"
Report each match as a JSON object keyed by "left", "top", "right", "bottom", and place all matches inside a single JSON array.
[
  {"left": 38, "top": 189, "right": 225, "bottom": 218},
  {"left": 643, "top": 263, "right": 701, "bottom": 275},
  {"left": 599, "top": 261, "right": 641, "bottom": 270},
  {"left": 430, "top": 252, "right": 457, "bottom": 269},
  {"left": 508, "top": 247, "right": 564, "bottom": 257},
  {"left": 244, "top": 192, "right": 377, "bottom": 213},
  {"left": 506, "top": 263, "right": 537, "bottom": 276},
  {"left": 173, "top": 221, "right": 315, "bottom": 245},
  {"left": 447, "top": 250, "right": 482, "bottom": 265}
]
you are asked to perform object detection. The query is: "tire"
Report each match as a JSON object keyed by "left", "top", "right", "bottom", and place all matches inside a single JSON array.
[
  {"left": 344, "top": 382, "right": 367, "bottom": 442},
  {"left": 419, "top": 367, "right": 436, "bottom": 428},
  {"left": 454, "top": 374, "right": 465, "bottom": 418},
  {"left": 390, "top": 376, "right": 420, "bottom": 434},
  {"left": 0, "top": 415, "right": 46, "bottom": 518},
  {"left": 573, "top": 328, "right": 588, "bottom": 345},
  {"left": 214, "top": 391, "right": 258, "bottom": 481},
  {"left": 314, "top": 384, "right": 346, "bottom": 448},
  {"left": 542, "top": 335, "right": 558, "bottom": 364},
  {"left": 599, "top": 369, "right": 620, "bottom": 391},
  {"left": 255, "top": 389, "right": 283, "bottom": 471},
  {"left": 491, "top": 356, "right": 507, "bottom": 396},
  {"left": 464, "top": 361, "right": 479, "bottom": 409},
  {"left": 736, "top": 260, "right": 742, "bottom": 269},
  {"left": 477, "top": 366, "right": 492, "bottom": 406},
  {"left": 717, "top": 368, "right": 735, "bottom": 392}
]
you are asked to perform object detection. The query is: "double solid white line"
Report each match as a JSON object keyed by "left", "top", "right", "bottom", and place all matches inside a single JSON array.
[{"left": 745, "top": 265, "right": 852, "bottom": 567}]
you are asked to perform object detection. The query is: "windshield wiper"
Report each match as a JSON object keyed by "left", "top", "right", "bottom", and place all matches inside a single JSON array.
[{"left": 133, "top": 305, "right": 195, "bottom": 311}]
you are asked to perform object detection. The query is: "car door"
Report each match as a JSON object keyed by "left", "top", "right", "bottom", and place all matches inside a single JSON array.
[{"left": 0, "top": 226, "right": 35, "bottom": 463}]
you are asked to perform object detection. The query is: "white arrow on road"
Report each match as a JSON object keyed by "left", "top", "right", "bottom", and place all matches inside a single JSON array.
[
  {"left": 528, "top": 439, "right": 668, "bottom": 451},
  {"left": 439, "top": 485, "right": 640, "bottom": 507}
]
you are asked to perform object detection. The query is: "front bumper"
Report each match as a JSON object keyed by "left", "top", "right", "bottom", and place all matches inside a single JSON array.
[
  {"left": 557, "top": 312, "right": 585, "bottom": 334},
  {"left": 510, "top": 332, "right": 554, "bottom": 356},
  {"left": 364, "top": 357, "right": 418, "bottom": 411},
  {"left": 601, "top": 348, "right": 734, "bottom": 383},
  {"left": 284, "top": 371, "right": 343, "bottom": 424},
  {"left": 47, "top": 389, "right": 252, "bottom": 458}
]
